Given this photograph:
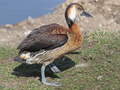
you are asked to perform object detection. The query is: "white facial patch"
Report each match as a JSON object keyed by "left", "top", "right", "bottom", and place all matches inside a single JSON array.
[{"left": 69, "top": 5, "right": 76, "bottom": 21}]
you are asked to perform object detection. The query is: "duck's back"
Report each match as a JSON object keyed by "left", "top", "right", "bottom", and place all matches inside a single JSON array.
[{"left": 17, "top": 23, "right": 68, "bottom": 53}]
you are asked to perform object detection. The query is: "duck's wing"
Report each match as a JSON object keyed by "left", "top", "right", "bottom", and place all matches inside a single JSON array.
[{"left": 17, "top": 23, "right": 68, "bottom": 53}]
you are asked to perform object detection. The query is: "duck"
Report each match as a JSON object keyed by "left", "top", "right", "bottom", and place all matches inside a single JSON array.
[{"left": 14, "top": 3, "right": 93, "bottom": 86}]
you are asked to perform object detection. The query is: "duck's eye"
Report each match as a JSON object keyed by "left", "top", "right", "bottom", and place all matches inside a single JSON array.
[{"left": 77, "top": 7, "right": 80, "bottom": 10}]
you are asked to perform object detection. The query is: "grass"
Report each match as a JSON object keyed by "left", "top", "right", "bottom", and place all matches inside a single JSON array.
[
  {"left": 0, "top": 46, "right": 18, "bottom": 59},
  {"left": 0, "top": 30, "right": 120, "bottom": 90}
]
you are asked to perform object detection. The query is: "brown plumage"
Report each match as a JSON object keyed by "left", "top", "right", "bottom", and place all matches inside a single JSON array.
[
  {"left": 17, "top": 23, "right": 68, "bottom": 53},
  {"left": 14, "top": 3, "right": 93, "bottom": 86}
]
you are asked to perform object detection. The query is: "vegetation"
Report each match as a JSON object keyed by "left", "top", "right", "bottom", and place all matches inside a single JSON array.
[
  {"left": 0, "top": 46, "right": 18, "bottom": 59},
  {"left": 0, "top": 30, "right": 120, "bottom": 90}
]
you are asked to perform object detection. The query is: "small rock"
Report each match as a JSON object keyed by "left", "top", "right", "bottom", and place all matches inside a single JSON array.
[
  {"left": 99, "top": 24, "right": 102, "bottom": 27},
  {"left": 27, "top": 16, "right": 35, "bottom": 24},
  {"left": 24, "top": 31, "right": 31, "bottom": 36},
  {"left": 97, "top": 76, "right": 103, "bottom": 80},
  {"left": 107, "top": 7, "right": 112, "bottom": 12},
  {"left": 5, "top": 24, "right": 13, "bottom": 28},
  {"left": 110, "top": 19, "right": 115, "bottom": 22},
  {"left": 95, "top": 0, "right": 99, "bottom": 2},
  {"left": 75, "top": 63, "right": 89, "bottom": 68},
  {"left": 102, "top": 6, "right": 112, "bottom": 12}
]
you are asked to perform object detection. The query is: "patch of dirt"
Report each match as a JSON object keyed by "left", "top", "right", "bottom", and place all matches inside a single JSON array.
[
  {"left": 0, "top": 0, "right": 120, "bottom": 48},
  {"left": 0, "top": 57, "right": 15, "bottom": 65},
  {"left": 0, "top": 77, "right": 28, "bottom": 89}
]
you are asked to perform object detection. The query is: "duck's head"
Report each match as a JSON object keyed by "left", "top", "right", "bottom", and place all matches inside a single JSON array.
[{"left": 65, "top": 3, "right": 93, "bottom": 27}]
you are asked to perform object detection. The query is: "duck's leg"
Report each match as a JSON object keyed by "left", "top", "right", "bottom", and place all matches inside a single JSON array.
[
  {"left": 49, "top": 63, "right": 61, "bottom": 73},
  {"left": 41, "top": 65, "right": 61, "bottom": 86}
]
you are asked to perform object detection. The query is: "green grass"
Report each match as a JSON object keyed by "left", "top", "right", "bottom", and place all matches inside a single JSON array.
[
  {"left": 0, "top": 46, "right": 18, "bottom": 59},
  {"left": 0, "top": 30, "right": 120, "bottom": 90}
]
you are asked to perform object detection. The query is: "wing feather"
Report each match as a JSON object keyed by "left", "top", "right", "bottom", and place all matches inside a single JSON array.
[{"left": 17, "top": 23, "right": 68, "bottom": 53}]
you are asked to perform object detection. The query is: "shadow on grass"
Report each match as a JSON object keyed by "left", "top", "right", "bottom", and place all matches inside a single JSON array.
[
  {"left": 67, "top": 52, "right": 81, "bottom": 55},
  {"left": 12, "top": 55, "right": 76, "bottom": 79}
]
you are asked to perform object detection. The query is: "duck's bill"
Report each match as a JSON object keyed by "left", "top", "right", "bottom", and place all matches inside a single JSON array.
[{"left": 80, "top": 11, "right": 93, "bottom": 18}]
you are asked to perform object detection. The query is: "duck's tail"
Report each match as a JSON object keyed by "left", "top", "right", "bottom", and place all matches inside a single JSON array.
[
  {"left": 14, "top": 51, "right": 30, "bottom": 63},
  {"left": 14, "top": 50, "right": 40, "bottom": 63},
  {"left": 14, "top": 50, "right": 61, "bottom": 73}
]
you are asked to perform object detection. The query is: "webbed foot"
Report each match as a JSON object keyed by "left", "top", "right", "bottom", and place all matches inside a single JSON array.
[{"left": 41, "top": 81, "right": 61, "bottom": 86}]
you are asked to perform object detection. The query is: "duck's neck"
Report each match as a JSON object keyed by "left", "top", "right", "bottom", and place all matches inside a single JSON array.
[
  {"left": 69, "top": 22, "right": 81, "bottom": 33},
  {"left": 67, "top": 22, "right": 82, "bottom": 52},
  {"left": 65, "top": 16, "right": 74, "bottom": 27},
  {"left": 65, "top": 8, "right": 75, "bottom": 27}
]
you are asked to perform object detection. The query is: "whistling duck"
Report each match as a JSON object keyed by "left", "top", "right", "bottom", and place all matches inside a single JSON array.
[{"left": 14, "top": 3, "right": 93, "bottom": 86}]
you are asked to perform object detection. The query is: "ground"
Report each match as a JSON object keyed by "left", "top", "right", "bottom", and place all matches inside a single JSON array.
[
  {"left": 0, "top": 0, "right": 120, "bottom": 89},
  {"left": 0, "top": 30, "right": 120, "bottom": 89}
]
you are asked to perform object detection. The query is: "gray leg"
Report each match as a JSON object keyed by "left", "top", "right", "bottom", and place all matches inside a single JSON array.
[
  {"left": 41, "top": 65, "right": 61, "bottom": 86},
  {"left": 49, "top": 63, "right": 61, "bottom": 73}
]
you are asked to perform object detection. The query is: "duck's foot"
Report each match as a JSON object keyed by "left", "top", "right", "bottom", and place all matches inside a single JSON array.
[
  {"left": 41, "top": 81, "right": 61, "bottom": 86},
  {"left": 41, "top": 65, "right": 61, "bottom": 86}
]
